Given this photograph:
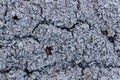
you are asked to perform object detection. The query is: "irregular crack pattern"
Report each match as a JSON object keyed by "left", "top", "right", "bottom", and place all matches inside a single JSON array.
[{"left": 0, "top": 0, "right": 120, "bottom": 80}]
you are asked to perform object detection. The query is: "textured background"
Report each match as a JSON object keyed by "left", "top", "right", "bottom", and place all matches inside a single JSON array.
[{"left": 0, "top": 0, "right": 120, "bottom": 80}]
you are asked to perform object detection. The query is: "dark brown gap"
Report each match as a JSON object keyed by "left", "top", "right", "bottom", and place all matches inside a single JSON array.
[
  {"left": 108, "top": 34, "right": 117, "bottom": 43},
  {"left": 45, "top": 46, "right": 53, "bottom": 56},
  {"left": 13, "top": 15, "right": 19, "bottom": 20},
  {"left": 101, "top": 30, "right": 108, "bottom": 36}
]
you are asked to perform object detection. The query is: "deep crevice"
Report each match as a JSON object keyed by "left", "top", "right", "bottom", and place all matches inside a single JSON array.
[
  {"left": 101, "top": 30, "right": 108, "bottom": 36},
  {"left": 14, "top": 35, "right": 40, "bottom": 44},
  {"left": 24, "top": 68, "right": 33, "bottom": 77},
  {"left": 45, "top": 46, "right": 53, "bottom": 56},
  {"left": 32, "top": 18, "right": 51, "bottom": 33},
  {"left": 3, "top": 4, "right": 8, "bottom": 24},
  {"left": 13, "top": 15, "right": 19, "bottom": 21},
  {"left": 0, "top": 69, "right": 11, "bottom": 74},
  {"left": 107, "top": 35, "right": 117, "bottom": 44},
  {"left": 52, "top": 21, "right": 78, "bottom": 32},
  {"left": 22, "top": 35, "right": 40, "bottom": 43},
  {"left": 107, "top": 33, "right": 117, "bottom": 44}
]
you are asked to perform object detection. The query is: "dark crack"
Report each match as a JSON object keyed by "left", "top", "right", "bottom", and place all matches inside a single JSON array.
[
  {"left": 32, "top": 17, "right": 93, "bottom": 34},
  {"left": 24, "top": 62, "right": 31, "bottom": 77},
  {"left": 77, "top": 18, "right": 93, "bottom": 29},
  {"left": 32, "top": 18, "right": 51, "bottom": 33},
  {"left": 76, "top": 0, "right": 81, "bottom": 10},
  {"left": 4, "top": 4, "right": 8, "bottom": 24},
  {"left": 22, "top": 35, "right": 40, "bottom": 44},
  {"left": 12, "top": 15, "right": 19, "bottom": 21},
  {"left": 0, "top": 69, "right": 11, "bottom": 74},
  {"left": 108, "top": 35, "right": 117, "bottom": 44},
  {"left": 0, "top": 66, "right": 21, "bottom": 74},
  {"left": 101, "top": 30, "right": 108, "bottom": 36},
  {"left": 52, "top": 21, "right": 78, "bottom": 32},
  {"left": 32, "top": 17, "right": 79, "bottom": 33},
  {"left": 45, "top": 46, "right": 53, "bottom": 56},
  {"left": 14, "top": 35, "right": 40, "bottom": 44}
]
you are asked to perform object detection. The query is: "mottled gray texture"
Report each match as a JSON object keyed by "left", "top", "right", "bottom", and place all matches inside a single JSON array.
[{"left": 0, "top": 0, "right": 120, "bottom": 80}]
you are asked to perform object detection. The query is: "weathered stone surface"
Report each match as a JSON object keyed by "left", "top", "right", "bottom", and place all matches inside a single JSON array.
[{"left": 0, "top": 0, "right": 120, "bottom": 80}]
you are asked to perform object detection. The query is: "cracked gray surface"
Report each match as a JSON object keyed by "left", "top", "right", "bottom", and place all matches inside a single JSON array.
[{"left": 0, "top": 0, "right": 120, "bottom": 80}]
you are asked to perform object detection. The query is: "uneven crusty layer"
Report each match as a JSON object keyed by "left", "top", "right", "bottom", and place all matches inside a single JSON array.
[{"left": 0, "top": 0, "right": 120, "bottom": 80}]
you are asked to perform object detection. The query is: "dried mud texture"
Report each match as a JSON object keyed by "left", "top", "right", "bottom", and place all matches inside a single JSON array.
[{"left": 0, "top": 0, "right": 120, "bottom": 80}]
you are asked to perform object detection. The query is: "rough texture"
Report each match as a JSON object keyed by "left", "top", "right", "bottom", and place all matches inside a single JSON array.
[{"left": 0, "top": 0, "right": 120, "bottom": 80}]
